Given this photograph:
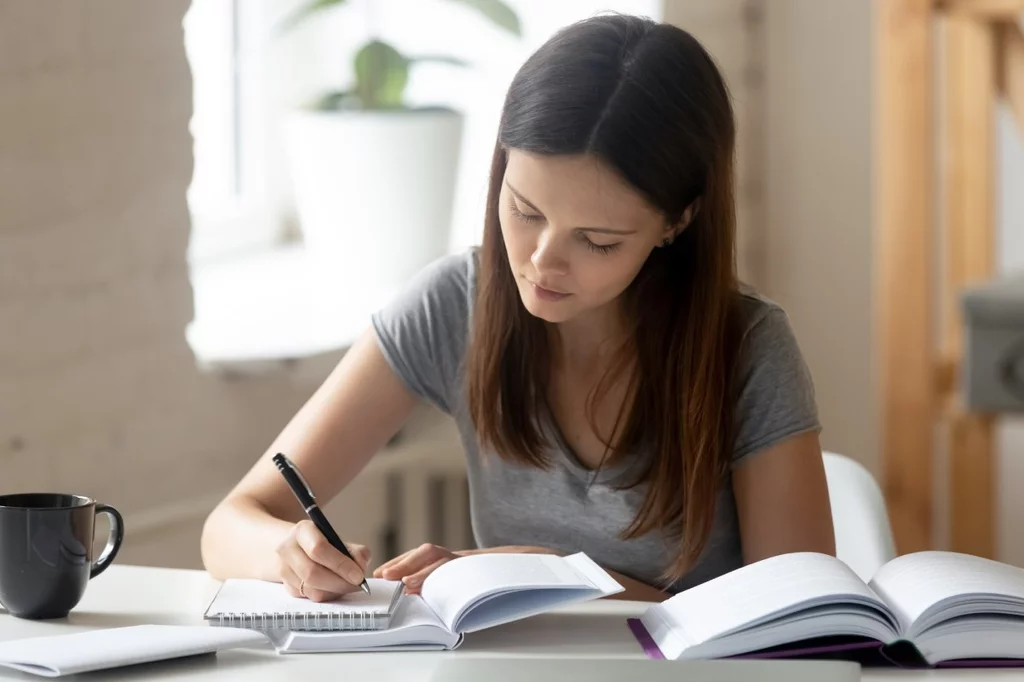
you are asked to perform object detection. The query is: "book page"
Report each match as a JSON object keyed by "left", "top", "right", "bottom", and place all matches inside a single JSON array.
[
  {"left": 869, "top": 550, "right": 1024, "bottom": 638},
  {"left": 274, "top": 594, "right": 460, "bottom": 653},
  {"left": 419, "top": 553, "right": 598, "bottom": 632},
  {"left": 651, "top": 552, "right": 897, "bottom": 649}
]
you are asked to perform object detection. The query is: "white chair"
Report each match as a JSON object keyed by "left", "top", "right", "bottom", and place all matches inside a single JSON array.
[{"left": 822, "top": 451, "right": 898, "bottom": 582}]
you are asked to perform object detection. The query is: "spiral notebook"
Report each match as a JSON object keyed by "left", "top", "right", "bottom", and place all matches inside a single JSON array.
[{"left": 203, "top": 577, "right": 404, "bottom": 632}]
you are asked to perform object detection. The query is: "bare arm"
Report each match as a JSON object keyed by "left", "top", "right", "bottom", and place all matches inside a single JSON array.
[
  {"left": 603, "top": 570, "right": 670, "bottom": 601},
  {"left": 200, "top": 327, "right": 419, "bottom": 584},
  {"left": 732, "top": 430, "right": 836, "bottom": 565}
]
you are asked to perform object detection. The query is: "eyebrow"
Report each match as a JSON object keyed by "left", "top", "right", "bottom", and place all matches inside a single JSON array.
[{"left": 504, "top": 180, "right": 637, "bottom": 236}]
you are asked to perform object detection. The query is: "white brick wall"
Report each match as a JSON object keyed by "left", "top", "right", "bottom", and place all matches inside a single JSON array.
[{"left": 0, "top": 1, "right": 401, "bottom": 567}]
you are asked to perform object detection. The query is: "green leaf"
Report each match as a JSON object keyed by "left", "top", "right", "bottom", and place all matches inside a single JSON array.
[
  {"left": 445, "top": 0, "right": 522, "bottom": 36},
  {"left": 408, "top": 55, "right": 471, "bottom": 67},
  {"left": 276, "top": 0, "right": 349, "bottom": 36},
  {"left": 354, "top": 40, "right": 410, "bottom": 109}
]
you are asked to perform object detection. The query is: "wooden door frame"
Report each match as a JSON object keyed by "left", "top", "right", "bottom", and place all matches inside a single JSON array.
[{"left": 878, "top": 0, "right": 1024, "bottom": 557}]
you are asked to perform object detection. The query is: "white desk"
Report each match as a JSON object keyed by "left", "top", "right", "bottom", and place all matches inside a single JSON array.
[{"left": 0, "top": 565, "right": 1019, "bottom": 680}]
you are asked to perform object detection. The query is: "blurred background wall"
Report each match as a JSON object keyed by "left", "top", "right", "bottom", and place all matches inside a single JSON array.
[
  {"left": 759, "top": 0, "right": 1024, "bottom": 563},
  {"left": 1, "top": 0, "right": 1021, "bottom": 571}
]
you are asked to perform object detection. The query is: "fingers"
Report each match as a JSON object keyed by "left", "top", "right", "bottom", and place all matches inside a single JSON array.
[
  {"left": 373, "top": 543, "right": 456, "bottom": 582},
  {"left": 279, "top": 560, "right": 338, "bottom": 603},
  {"left": 372, "top": 548, "right": 414, "bottom": 579},
  {"left": 295, "top": 521, "right": 371, "bottom": 584},
  {"left": 350, "top": 544, "right": 372, "bottom": 572},
  {"left": 401, "top": 557, "right": 451, "bottom": 594},
  {"left": 373, "top": 544, "right": 430, "bottom": 580},
  {"left": 275, "top": 521, "right": 372, "bottom": 602},
  {"left": 278, "top": 538, "right": 354, "bottom": 598},
  {"left": 298, "top": 521, "right": 368, "bottom": 581}
]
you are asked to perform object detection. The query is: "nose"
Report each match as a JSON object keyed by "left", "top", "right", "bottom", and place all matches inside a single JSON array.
[{"left": 531, "top": 229, "right": 569, "bottom": 277}]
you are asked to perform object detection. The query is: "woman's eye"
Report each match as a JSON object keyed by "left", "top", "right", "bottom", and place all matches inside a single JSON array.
[
  {"left": 508, "top": 197, "right": 541, "bottom": 223},
  {"left": 505, "top": 195, "right": 620, "bottom": 255},
  {"left": 584, "top": 239, "right": 620, "bottom": 255}
]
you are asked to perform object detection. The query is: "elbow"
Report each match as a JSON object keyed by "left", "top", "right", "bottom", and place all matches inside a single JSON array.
[
  {"left": 741, "top": 522, "right": 837, "bottom": 566},
  {"left": 199, "top": 500, "right": 231, "bottom": 580},
  {"left": 199, "top": 493, "right": 285, "bottom": 582}
]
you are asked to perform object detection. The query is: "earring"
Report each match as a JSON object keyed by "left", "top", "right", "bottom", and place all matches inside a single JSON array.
[{"left": 662, "top": 237, "right": 672, "bottom": 247}]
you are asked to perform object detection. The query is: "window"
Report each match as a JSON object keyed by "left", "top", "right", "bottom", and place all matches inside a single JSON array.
[
  {"left": 183, "top": 0, "right": 662, "bottom": 366},
  {"left": 184, "top": 0, "right": 279, "bottom": 263},
  {"left": 185, "top": 0, "right": 663, "bottom": 260}
]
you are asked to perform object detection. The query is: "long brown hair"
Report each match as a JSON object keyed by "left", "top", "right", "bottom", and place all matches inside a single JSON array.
[{"left": 466, "top": 14, "right": 742, "bottom": 583}]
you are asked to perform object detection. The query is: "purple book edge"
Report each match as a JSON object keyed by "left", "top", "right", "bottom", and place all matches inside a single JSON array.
[
  {"left": 625, "top": 619, "right": 876, "bottom": 662},
  {"left": 625, "top": 618, "right": 1024, "bottom": 669},
  {"left": 626, "top": 618, "right": 666, "bottom": 660}
]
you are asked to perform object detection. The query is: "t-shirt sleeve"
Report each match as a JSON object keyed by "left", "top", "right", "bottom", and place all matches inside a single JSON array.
[
  {"left": 369, "top": 252, "right": 473, "bottom": 415},
  {"left": 731, "top": 305, "right": 821, "bottom": 464}
]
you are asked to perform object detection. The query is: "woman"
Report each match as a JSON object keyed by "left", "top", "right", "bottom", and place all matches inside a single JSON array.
[{"left": 200, "top": 14, "right": 835, "bottom": 603}]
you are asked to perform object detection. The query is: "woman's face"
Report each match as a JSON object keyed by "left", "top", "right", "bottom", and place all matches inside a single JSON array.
[{"left": 499, "top": 149, "right": 672, "bottom": 325}]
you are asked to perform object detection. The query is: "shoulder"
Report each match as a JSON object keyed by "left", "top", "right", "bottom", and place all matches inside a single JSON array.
[
  {"left": 369, "top": 248, "right": 479, "bottom": 414},
  {"left": 732, "top": 284, "right": 799, "bottom": 359},
  {"left": 411, "top": 247, "right": 478, "bottom": 304},
  {"left": 383, "top": 247, "right": 479, "bottom": 329},
  {"left": 428, "top": 247, "right": 478, "bottom": 290},
  {"left": 729, "top": 284, "right": 819, "bottom": 461}
]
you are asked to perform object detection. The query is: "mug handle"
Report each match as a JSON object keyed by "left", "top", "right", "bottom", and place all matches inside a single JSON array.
[{"left": 91, "top": 503, "right": 124, "bottom": 578}]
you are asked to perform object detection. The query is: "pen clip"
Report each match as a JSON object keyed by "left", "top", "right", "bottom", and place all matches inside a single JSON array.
[{"left": 275, "top": 453, "right": 316, "bottom": 502}]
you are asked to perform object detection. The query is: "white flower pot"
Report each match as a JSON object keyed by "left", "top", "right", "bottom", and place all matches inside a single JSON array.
[{"left": 283, "top": 108, "right": 463, "bottom": 295}]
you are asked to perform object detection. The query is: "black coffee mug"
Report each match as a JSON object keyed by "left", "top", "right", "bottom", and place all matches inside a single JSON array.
[{"left": 0, "top": 493, "right": 123, "bottom": 619}]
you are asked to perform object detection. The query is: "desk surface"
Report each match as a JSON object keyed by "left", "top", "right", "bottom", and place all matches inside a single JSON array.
[{"left": 0, "top": 565, "right": 1020, "bottom": 680}]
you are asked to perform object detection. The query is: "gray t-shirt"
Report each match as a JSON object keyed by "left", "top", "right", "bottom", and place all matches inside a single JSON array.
[{"left": 371, "top": 249, "right": 819, "bottom": 593}]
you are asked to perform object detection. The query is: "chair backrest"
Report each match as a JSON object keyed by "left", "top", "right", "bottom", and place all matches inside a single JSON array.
[{"left": 822, "top": 451, "right": 897, "bottom": 582}]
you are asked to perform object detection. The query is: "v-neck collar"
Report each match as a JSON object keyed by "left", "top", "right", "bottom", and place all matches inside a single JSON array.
[{"left": 539, "top": 401, "right": 642, "bottom": 488}]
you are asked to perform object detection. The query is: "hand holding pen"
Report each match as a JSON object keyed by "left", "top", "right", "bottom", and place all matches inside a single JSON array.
[{"left": 272, "top": 453, "right": 372, "bottom": 600}]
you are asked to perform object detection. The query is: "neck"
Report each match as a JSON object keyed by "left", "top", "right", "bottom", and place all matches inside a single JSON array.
[{"left": 549, "top": 301, "right": 626, "bottom": 371}]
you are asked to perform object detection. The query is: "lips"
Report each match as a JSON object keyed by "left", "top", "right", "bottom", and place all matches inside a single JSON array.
[{"left": 529, "top": 281, "right": 570, "bottom": 301}]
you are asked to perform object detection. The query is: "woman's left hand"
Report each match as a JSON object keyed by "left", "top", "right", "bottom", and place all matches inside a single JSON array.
[
  {"left": 372, "top": 544, "right": 558, "bottom": 594},
  {"left": 372, "top": 543, "right": 462, "bottom": 593}
]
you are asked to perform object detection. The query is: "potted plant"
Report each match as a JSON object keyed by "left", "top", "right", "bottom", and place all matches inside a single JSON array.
[{"left": 277, "top": 0, "right": 521, "bottom": 294}]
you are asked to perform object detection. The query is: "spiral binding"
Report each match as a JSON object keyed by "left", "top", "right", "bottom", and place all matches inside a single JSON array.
[{"left": 212, "top": 609, "right": 389, "bottom": 631}]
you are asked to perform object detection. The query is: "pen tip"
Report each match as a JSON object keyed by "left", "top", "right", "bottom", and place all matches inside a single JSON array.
[{"left": 361, "top": 582, "right": 371, "bottom": 596}]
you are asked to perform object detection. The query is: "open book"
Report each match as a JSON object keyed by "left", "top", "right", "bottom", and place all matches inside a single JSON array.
[
  {"left": 263, "top": 551, "right": 622, "bottom": 652},
  {"left": 629, "top": 550, "right": 1024, "bottom": 668}
]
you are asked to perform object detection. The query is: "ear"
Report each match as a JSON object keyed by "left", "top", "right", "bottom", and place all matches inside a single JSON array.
[
  {"left": 661, "top": 198, "right": 701, "bottom": 246},
  {"left": 680, "top": 198, "right": 701, "bottom": 229}
]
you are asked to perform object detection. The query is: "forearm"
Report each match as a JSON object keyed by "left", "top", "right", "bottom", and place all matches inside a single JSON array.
[
  {"left": 601, "top": 569, "right": 668, "bottom": 602},
  {"left": 200, "top": 497, "right": 294, "bottom": 582}
]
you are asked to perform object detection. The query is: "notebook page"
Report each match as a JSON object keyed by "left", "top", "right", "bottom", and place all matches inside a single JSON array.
[
  {"left": 651, "top": 552, "right": 892, "bottom": 646},
  {"left": 0, "top": 625, "right": 266, "bottom": 677},
  {"left": 420, "top": 553, "right": 596, "bottom": 631},
  {"left": 205, "top": 577, "right": 401, "bottom": 617},
  {"left": 869, "top": 550, "right": 1024, "bottom": 637}
]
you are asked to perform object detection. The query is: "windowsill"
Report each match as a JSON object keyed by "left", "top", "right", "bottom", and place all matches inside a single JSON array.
[{"left": 186, "top": 244, "right": 397, "bottom": 373}]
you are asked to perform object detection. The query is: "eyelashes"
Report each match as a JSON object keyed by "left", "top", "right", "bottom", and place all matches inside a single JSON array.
[
  {"left": 507, "top": 197, "right": 541, "bottom": 223},
  {"left": 584, "top": 240, "right": 618, "bottom": 255},
  {"left": 506, "top": 197, "right": 621, "bottom": 255}
]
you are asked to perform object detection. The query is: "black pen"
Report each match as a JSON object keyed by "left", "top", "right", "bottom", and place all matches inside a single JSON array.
[{"left": 272, "top": 452, "right": 371, "bottom": 595}]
